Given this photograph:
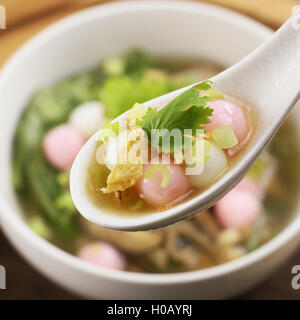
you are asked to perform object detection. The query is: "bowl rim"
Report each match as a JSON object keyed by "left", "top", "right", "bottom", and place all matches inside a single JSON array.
[{"left": 1, "top": 0, "right": 299, "bottom": 285}]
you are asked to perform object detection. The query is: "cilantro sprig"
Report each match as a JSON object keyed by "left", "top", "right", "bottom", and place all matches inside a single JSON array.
[{"left": 137, "top": 81, "right": 214, "bottom": 152}]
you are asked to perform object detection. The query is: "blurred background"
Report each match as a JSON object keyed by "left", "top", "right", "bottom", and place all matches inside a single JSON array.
[{"left": 0, "top": 0, "right": 300, "bottom": 299}]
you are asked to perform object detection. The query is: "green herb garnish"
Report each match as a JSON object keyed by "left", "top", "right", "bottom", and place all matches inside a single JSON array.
[{"left": 137, "top": 81, "right": 214, "bottom": 152}]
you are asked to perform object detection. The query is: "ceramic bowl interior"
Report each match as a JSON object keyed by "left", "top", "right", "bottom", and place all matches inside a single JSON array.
[{"left": 0, "top": 1, "right": 299, "bottom": 298}]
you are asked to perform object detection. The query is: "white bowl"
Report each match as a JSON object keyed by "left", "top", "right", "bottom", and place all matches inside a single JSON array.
[{"left": 0, "top": 1, "right": 299, "bottom": 299}]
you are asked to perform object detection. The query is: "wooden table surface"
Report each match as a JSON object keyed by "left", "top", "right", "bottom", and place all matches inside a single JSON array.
[{"left": 0, "top": 0, "right": 300, "bottom": 300}]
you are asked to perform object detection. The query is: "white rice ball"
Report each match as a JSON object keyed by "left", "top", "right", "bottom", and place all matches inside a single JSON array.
[
  {"left": 69, "top": 101, "right": 106, "bottom": 138},
  {"left": 188, "top": 143, "right": 228, "bottom": 188}
]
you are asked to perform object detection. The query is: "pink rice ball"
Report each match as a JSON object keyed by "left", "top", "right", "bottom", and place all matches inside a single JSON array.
[
  {"left": 78, "top": 242, "right": 126, "bottom": 270},
  {"left": 203, "top": 100, "right": 248, "bottom": 141},
  {"left": 235, "top": 178, "right": 263, "bottom": 199},
  {"left": 43, "top": 124, "right": 85, "bottom": 170},
  {"left": 136, "top": 163, "right": 190, "bottom": 206},
  {"left": 214, "top": 188, "right": 260, "bottom": 229}
]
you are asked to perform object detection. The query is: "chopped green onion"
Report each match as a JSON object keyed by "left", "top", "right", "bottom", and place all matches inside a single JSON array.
[
  {"left": 211, "top": 125, "right": 238, "bottom": 149},
  {"left": 103, "top": 57, "right": 125, "bottom": 76},
  {"left": 127, "top": 103, "right": 148, "bottom": 121},
  {"left": 57, "top": 171, "right": 70, "bottom": 188},
  {"left": 145, "top": 164, "right": 170, "bottom": 188},
  {"left": 129, "top": 199, "right": 144, "bottom": 211},
  {"left": 247, "top": 158, "right": 267, "bottom": 180},
  {"left": 27, "top": 216, "right": 52, "bottom": 239},
  {"left": 246, "top": 228, "right": 261, "bottom": 252},
  {"left": 99, "top": 121, "right": 119, "bottom": 140},
  {"left": 194, "top": 81, "right": 213, "bottom": 91},
  {"left": 201, "top": 140, "right": 211, "bottom": 164},
  {"left": 201, "top": 89, "right": 224, "bottom": 100},
  {"left": 55, "top": 192, "right": 76, "bottom": 214},
  {"left": 186, "top": 139, "right": 211, "bottom": 166}
]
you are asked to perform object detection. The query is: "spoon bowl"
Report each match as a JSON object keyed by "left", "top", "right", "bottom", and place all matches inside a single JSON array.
[{"left": 70, "top": 14, "right": 300, "bottom": 231}]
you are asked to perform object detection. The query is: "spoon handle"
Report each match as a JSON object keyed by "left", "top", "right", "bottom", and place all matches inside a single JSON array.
[{"left": 215, "top": 13, "right": 300, "bottom": 124}]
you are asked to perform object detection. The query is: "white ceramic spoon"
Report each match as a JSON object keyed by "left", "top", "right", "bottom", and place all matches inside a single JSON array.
[{"left": 70, "top": 14, "right": 300, "bottom": 231}]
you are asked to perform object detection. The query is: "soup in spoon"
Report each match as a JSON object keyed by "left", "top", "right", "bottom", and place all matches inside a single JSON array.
[{"left": 86, "top": 81, "right": 253, "bottom": 214}]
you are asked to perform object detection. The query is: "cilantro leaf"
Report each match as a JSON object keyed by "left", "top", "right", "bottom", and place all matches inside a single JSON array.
[{"left": 137, "top": 82, "right": 214, "bottom": 151}]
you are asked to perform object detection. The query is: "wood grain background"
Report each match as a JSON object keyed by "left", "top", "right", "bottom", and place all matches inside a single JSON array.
[{"left": 0, "top": 0, "right": 300, "bottom": 300}]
